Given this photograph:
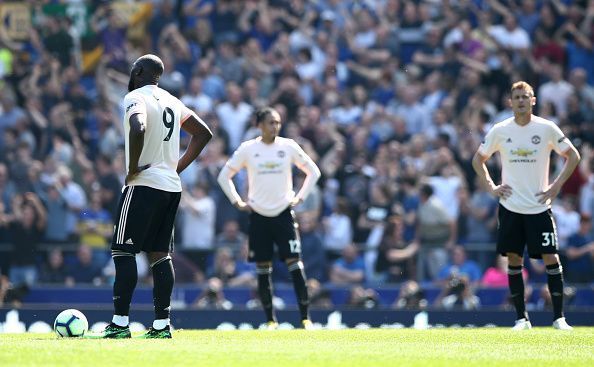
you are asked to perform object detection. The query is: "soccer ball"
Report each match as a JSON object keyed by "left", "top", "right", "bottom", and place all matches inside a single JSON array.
[{"left": 54, "top": 309, "right": 88, "bottom": 337}]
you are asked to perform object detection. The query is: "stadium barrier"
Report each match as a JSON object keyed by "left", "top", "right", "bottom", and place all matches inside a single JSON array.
[
  {"left": 1, "top": 308, "right": 593, "bottom": 332},
  {"left": 19, "top": 284, "right": 594, "bottom": 308}
]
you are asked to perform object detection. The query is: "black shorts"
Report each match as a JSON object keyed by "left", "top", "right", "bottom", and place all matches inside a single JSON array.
[
  {"left": 111, "top": 186, "right": 181, "bottom": 254},
  {"left": 496, "top": 204, "right": 559, "bottom": 259},
  {"left": 248, "top": 207, "right": 301, "bottom": 262}
]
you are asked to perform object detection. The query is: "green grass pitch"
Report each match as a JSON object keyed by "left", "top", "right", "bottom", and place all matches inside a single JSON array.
[{"left": 1, "top": 328, "right": 593, "bottom": 367}]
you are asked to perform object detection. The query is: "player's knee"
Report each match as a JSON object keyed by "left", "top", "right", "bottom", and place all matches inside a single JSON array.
[
  {"left": 545, "top": 262, "right": 563, "bottom": 275},
  {"left": 149, "top": 251, "right": 170, "bottom": 264},
  {"left": 150, "top": 255, "right": 172, "bottom": 268},
  {"left": 507, "top": 253, "right": 523, "bottom": 266},
  {"left": 541, "top": 253, "right": 559, "bottom": 265},
  {"left": 112, "top": 249, "right": 135, "bottom": 259},
  {"left": 286, "top": 260, "right": 303, "bottom": 272},
  {"left": 256, "top": 264, "right": 272, "bottom": 275},
  {"left": 507, "top": 264, "right": 523, "bottom": 275}
]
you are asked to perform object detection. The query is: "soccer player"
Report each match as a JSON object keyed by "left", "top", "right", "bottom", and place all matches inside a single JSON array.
[
  {"left": 472, "top": 81, "right": 580, "bottom": 330},
  {"left": 103, "top": 54, "right": 213, "bottom": 338},
  {"left": 217, "top": 107, "right": 321, "bottom": 329}
]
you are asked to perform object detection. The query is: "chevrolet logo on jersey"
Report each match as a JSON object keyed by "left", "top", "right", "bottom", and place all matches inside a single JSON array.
[
  {"left": 257, "top": 161, "right": 282, "bottom": 174},
  {"left": 511, "top": 148, "right": 536, "bottom": 157},
  {"left": 261, "top": 162, "right": 281, "bottom": 169}
]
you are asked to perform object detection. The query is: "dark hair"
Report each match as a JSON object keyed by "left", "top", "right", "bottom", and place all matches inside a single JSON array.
[
  {"left": 420, "top": 183, "right": 434, "bottom": 197},
  {"left": 135, "top": 54, "right": 164, "bottom": 79},
  {"left": 255, "top": 107, "right": 277, "bottom": 125}
]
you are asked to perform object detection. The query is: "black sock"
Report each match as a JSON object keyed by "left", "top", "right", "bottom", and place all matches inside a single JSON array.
[
  {"left": 257, "top": 266, "right": 275, "bottom": 323},
  {"left": 288, "top": 261, "right": 309, "bottom": 321},
  {"left": 546, "top": 263, "right": 564, "bottom": 321},
  {"left": 507, "top": 265, "right": 528, "bottom": 320},
  {"left": 113, "top": 253, "right": 138, "bottom": 317},
  {"left": 151, "top": 256, "right": 175, "bottom": 321}
]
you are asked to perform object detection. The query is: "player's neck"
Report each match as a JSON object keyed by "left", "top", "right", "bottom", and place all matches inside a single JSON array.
[
  {"left": 514, "top": 112, "right": 532, "bottom": 126},
  {"left": 137, "top": 81, "right": 158, "bottom": 89},
  {"left": 260, "top": 135, "right": 276, "bottom": 144}
]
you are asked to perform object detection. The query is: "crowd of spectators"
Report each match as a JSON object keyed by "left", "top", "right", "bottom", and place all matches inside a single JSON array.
[{"left": 1, "top": 0, "right": 594, "bottom": 308}]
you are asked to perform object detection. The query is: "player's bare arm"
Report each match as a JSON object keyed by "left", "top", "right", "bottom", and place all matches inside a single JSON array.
[
  {"left": 291, "top": 165, "right": 321, "bottom": 207},
  {"left": 217, "top": 165, "right": 252, "bottom": 212},
  {"left": 177, "top": 115, "right": 213, "bottom": 175},
  {"left": 535, "top": 145, "right": 581, "bottom": 204},
  {"left": 126, "top": 113, "right": 150, "bottom": 185},
  {"left": 472, "top": 151, "right": 512, "bottom": 200}
]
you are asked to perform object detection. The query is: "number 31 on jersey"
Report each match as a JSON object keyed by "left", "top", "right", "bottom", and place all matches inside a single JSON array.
[{"left": 541, "top": 232, "right": 557, "bottom": 248}]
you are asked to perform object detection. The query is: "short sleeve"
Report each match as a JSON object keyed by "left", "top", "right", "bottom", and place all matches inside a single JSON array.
[
  {"left": 549, "top": 122, "right": 573, "bottom": 154},
  {"left": 477, "top": 126, "right": 500, "bottom": 157},
  {"left": 226, "top": 143, "right": 247, "bottom": 171},
  {"left": 123, "top": 93, "right": 146, "bottom": 118},
  {"left": 180, "top": 104, "right": 197, "bottom": 125}
]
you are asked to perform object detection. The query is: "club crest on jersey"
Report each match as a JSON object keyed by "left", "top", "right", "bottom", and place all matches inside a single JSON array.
[
  {"left": 531, "top": 135, "right": 541, "bottom": 144},
  {"left": 277, "top": 150, "right": 285, "bottom": 158}
]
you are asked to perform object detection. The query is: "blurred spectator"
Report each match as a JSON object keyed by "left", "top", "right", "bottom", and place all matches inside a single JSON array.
[
  {"left": 0, "top": 274, "right": 29, "bottom": 308},
  {"left": 538, "top": 63, "right": 574, "bottom": 119},
  {"left": 4, "top": 192, "right": 47, "bottom": 287},
  {"left": 207, "top": 247, "right": 236, "bottom": 284},
  {"left": 171, "top": 252, "right": 205, "bottom": 284},
  {"left": 458, "top": 178, "right": 497, "bottom": 245},
  {"left": 481, "top": 255, "right": 528, "bottom": 288},
  {"left": 193, "top": 277, "right": 233, "bottom": 310},
  {"left": 0, "top": 92, "right": 27, "bottom": 150},
  {"left": 95, "top": 155, "right": 122, "bottom": 218},
  {"left": 434, "top": 272, "right": 480, "bottom": 310},
  {"left": 55, "top": 165, "right": 87, "bottom": 242},
  {"left": 307, "top": 278, "right": 333, "bottom": 309},
  {"left": 564, "top": 215, "right": 594, "bottom": 283},
  {"left": 179, "top": 183, "right": 216, "bottom": 271},
  {"left": 437, "top": 245, "right": 482, "bottom": 288},
  {"left": 39, "top": 248, "right": 68, "bottom": 285},
  {"left": 90, "top": 5, "right": 128, "bottom": 69},
  {"left": 181, "top": 76, "right": 214, "bottom": 115},
  {"left": 347, "top": 285, "right": 379, "bottom": 309},
  {"left": 375, "top": 214, "right": 419, "bottom": 283},
  {"left": 41, "top": 179, "right": 70, "bottom": 243},
  {"left": 487, "top": 13, "right": 531, "bottom": 51},
  {"left": 65, "top": 245, "right": 102, "bottom": 286},
  {"left": 297, "top": 212, "right": 327, "bottom": 282},
  {"left": 329, "top": 243, "right": 365, "bottom": 285},
  {"left": 415, "top": 183, "right": 455, "bottom": 282},
  {"left": 230, "top": 242, "right": 257, "bottom": 288},
  {"left": 77, "top": 191, "right": 112, "bottom": 251},
  {"left": 214, "top": 219, "right": 247, "bottom": 258},
  {"left": 322, "top": 197, "right": 353, "bottom": 261},
  {"left": 0, "top": 163, "right": 17, "bottom": 213},
  {"left": 552, "top": 196, "right": 581, "bottom": 249},
  {"left": 393, "top": 280, "right": 428, "bottom": 310},
  {"left": 215, "top": 82, "right": 253, "bottom": 151}
]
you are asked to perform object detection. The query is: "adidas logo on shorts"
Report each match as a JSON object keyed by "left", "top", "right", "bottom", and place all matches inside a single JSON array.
[{"left": 125, "top": 238, "right": 134, "bottom": 245}]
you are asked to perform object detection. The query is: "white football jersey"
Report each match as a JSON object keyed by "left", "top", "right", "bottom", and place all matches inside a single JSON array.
[
  {"left": 224, "top": 137, "right": 319, "bottom": 216},
  {"left": 478, "top": 115, "right": 574, "bottom": 214},
  {"left": 123, "top": 85, "right": 205, "bottom": 192}
]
